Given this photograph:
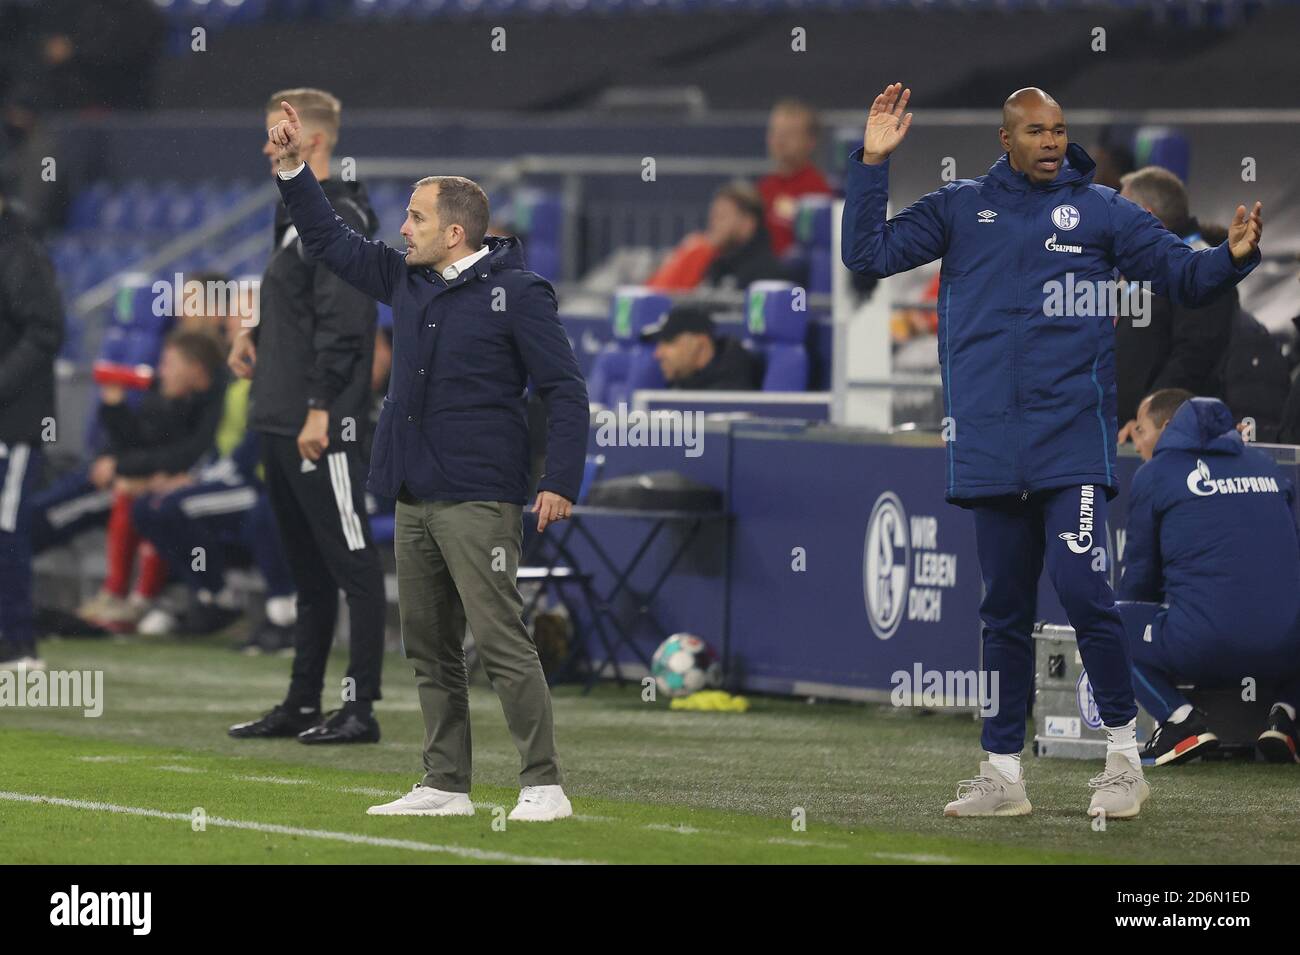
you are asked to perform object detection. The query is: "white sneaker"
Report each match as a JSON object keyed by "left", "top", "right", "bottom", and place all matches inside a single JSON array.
[
  {"left": 508, "top": 784, "right": 573, "bottom": 822},
  {"left": 0, "top": 655, "right": 46, "bottom": 672},
  {"left": 138, "top": 608, "right": 179, "bottom": 636},
  {"left": 366, "top": 784, "right": 475, "bottom": 817}
]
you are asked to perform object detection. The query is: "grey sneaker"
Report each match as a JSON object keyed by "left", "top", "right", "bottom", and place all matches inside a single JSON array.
[
  {"left": 1087, "top": 752, "right": 1150, "bottom": 819},
  {"left": 943, "top": 761, "right": 1032, "bottom": 817}
]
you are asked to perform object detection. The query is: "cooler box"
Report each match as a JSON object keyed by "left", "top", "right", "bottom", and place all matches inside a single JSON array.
[{"left": 1032, "top": 622, "right": 1150, "bottom": 759}]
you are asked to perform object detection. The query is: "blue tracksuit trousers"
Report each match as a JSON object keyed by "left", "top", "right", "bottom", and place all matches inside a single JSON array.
[{"left": 973, "top": 485, "right": 1138, "bottom": 753}]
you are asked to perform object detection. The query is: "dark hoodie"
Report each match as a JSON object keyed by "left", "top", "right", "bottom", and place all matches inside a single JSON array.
[
  {"left": 1120, "top": 397, "right": 1300, "bottom": 652},
  {"left": 1114, "top": 218, "right": 1235, "bottom": 424},
  {"left": 704, "top": 226, "right": 792, "bottom": 291},
  {"left": 0, "top": 200, "right": 63, "bottom": 445},
  {"left": 674, "top": 335, "right": 760, "bottom": 391},
  {"left": 250, "top": 176, "right": 379, "bottom": 442},
  {"left": 274, "top": 165, "right": 589, "bottom": 505}
]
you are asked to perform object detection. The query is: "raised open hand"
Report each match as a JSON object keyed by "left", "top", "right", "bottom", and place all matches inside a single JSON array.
[
  {"left": 1228, "top": 201, "right": 1264, "bottom": 267},
  {"left": 862, "top": 82, "right": 913, "bottom": 165}
]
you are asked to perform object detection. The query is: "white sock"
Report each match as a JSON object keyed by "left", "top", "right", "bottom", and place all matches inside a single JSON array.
[
  {"left": 1106, "top": 718, "right": 1141, "bottom": 771},
  {"left": 265, "top": 595, "right": 297, "bottom": 628},
  {"left": 1274, "top": 702, "right": 1297, "bottom": 722},
  {"left": 1168, "top": 703, "right": 1193, "bottom": 724},
  {"left": 988, "top": 752, "right": 1021, "bottom": 783}
]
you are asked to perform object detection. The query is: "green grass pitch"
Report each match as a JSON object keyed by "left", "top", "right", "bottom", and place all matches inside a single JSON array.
[{"left": 3, "top": 634, "right": 1299, "bottom": 864}]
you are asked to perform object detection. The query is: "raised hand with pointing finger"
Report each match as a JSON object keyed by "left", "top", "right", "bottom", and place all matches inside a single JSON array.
[{"left": 267, "top": 100, "right": 305, "bottom": 173}]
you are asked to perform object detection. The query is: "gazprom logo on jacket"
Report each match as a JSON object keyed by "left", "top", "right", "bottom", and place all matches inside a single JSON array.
[
  {"left": 863, "top": 492, "right": 958, "bottom": 640},
  {"left": 1051, "top": 204, "right": 1081, "bottom": 231},
  {"left": 1186, "top": 457, "right": 1281, "bottom": 497},
  {"left": 1044, "top": 233, "right": 1083, "bottom": 254}
]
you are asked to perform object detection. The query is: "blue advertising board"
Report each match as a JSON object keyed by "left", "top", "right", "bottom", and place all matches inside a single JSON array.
[{"left": 567, "top": 419, "right": 1300, "bottom": 700}]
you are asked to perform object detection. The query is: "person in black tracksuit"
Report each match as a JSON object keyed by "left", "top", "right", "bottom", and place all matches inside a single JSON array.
[
  {"left": 227, "top": 89, "right": 385, "bottom": 744},
  {"left": 0, "top": 195, "right": 64, "bottom": 667}
]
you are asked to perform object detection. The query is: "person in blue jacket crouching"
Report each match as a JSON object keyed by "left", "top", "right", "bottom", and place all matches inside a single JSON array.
[{"left": 1120, "top": 390, "right": 1300, "bottom": 767}]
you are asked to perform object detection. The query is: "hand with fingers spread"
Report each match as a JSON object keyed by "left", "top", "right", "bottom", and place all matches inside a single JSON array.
[
  {"left": 1228, "top": 201, "right": 1264, "bottom": 267},
  {"left": 267, "top": 100, "right": 305, "bottom": 173},
  {"left": 862, "top": 82, "right": 913, "bottom": 165}
]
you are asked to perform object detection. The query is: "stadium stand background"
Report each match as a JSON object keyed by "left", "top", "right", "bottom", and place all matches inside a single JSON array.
[{"left": 5, "top": 0, "right": 1298, "bottom": 632}]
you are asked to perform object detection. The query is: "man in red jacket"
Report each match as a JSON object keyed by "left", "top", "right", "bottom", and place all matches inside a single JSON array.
[{"left": 759, "top": 99, "right": 833, "bottom": 256}]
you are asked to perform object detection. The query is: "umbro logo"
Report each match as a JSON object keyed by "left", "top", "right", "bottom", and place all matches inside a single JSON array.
[{"left": 976, "top": 210, "right": 998, "bottom": 222}]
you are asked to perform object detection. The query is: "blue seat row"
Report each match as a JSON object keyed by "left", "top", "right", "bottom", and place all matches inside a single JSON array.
[
  {"left": 586, "top": 281, "right": 814, "bottom": 405},
  {"left": 68, "top": 180, "right": 267, "bottom": 233}
]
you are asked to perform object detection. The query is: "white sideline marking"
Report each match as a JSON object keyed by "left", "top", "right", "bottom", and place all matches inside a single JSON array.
[
  {"left": 766, "top": 836, "right": 849, "bottom": 850},
  {"left": 157, "top": 765, "right": 204, "bottom": 774},
  {"left": 340, "top": 786, "right": 398, "bottom": 798},
  {"left": 235, "top": 775, "right": 310, "bottom": 786},
  {"left": 0, "top": 791, "right": 595, "bottom": 865},
  {"left": 646, "top": 823, "right": 700, "bottom": 835},
  {"left": 866, "top": 851, "right": 956, "bottom": 864}
]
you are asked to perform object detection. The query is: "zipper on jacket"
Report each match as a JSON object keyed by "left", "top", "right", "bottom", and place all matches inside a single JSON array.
[{"left": 1012, "top": 202, "right": 1026, "bottom": 496}]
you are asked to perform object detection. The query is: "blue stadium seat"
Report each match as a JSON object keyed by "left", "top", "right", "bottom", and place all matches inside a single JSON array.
[
  {"left": 746, "top": 280, "right": 809, "bottom": 391},
  {"left": 586, "top": 344, "right": 631, "bottom": 407},
  {"left": 793, "top": 195, "right": 833, "bottom": 295},
  {"left": 1134, "top": 126, "right": 1191, "bottom": 184},
  {"left": 68, "top": 184, "right": 111, "bottom": 232},
  {"left": 94, "top": 277, "right": 175, "bottom": 390},
  {"left": 510, "top": 188, "right": 564, "bottom": 281},
  {"left": 591, "top": 287, "right": 668, "bottom": 406}
]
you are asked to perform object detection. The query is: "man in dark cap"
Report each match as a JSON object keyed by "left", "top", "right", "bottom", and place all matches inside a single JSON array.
[{"left": 642, "top": 304, "right": 760, "bottom": 391}]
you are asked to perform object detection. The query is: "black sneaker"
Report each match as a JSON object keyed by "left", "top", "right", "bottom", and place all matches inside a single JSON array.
[
  {"left": 238, "top": 620, "right": 296, "bottom": 656},
  {"left": 297, "top": 708, "right": 380, "bottom": 745},
  {"left": 1257, "top": 704, "right": 1300, "bottom": 764},
  {"left": 1143, "top": 709, "right": 1219, "bottom": 766},
  {"left": 184, "top": 601, "right": 243, "bottom": 636},
  {"left": 228, "top": 704, "right": 322, "bottom": 739}
]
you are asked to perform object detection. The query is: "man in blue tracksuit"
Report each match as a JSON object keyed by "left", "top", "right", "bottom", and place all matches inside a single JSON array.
[
  {"left": 1119, "top": 392, "right": 1300, "bottom": 766},
  {"left": 841, "top": 84, "right": 1263, "bottom": 818}
]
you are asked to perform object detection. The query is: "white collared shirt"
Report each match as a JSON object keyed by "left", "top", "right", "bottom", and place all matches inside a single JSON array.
[{"left": 441, "top": 245, "right": 490, "bottom": 281}]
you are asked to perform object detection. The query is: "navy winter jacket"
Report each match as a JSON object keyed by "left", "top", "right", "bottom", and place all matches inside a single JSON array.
[
  {"left": 841, "top": 143, "right": 1259, "bottom": 504},
  {"left": 275, "top": 167, "right": 589, "bottom": 505},
  {"left": 1119, "top": 397, "right": 1300, "bottom": 650}
]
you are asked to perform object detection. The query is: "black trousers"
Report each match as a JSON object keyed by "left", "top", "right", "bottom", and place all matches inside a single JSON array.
[{"left": 260, "top": 433, "right": 385, "bottom": 707}]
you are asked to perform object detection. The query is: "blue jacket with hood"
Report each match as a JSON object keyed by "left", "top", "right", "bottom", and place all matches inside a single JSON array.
[
  {"left": 1119, "top": 397, "right": 1300, "bottom": 651},
  {"left": 841, "top": 143, "right": 1260, "bottom": 504}
]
